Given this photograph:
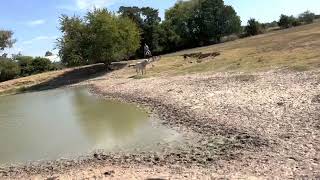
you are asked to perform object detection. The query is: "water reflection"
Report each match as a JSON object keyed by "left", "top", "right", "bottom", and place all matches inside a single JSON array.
[
  {"left": 71, "top": 89, "right": 148, "bottom": 143},
  {"left": 0, "top": 88, "right": 180, "bottom": 165}
]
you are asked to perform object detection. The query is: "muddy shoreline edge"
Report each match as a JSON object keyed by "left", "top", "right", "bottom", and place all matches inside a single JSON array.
[{"left": 0, "top": 82, "right": 270, "bottom": 178}]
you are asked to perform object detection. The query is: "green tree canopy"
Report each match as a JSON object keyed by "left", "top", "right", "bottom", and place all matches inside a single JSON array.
[
  {"left": 164, "top": 0, "right": 241, "bottom": 47},
  {"left": 278, "top": 14, "right": 300, "bottom": 29},
  {"left": 0, "top": 30, "right": 16, "bottom": 51},
  {"left": 57, "top": 8, "right": 140, "bottom": 67},
  {"left": 118, "top": 6, "right": 161, "bottom": 55},
  {"left": 299, "top": 11, "right": 315, "bottom": 24},
  {"left": 0, "top": 58, "right": 20, "bottom": 82},
  {"left": 244, "top": 18, "right": 264, "bottom": 36}
]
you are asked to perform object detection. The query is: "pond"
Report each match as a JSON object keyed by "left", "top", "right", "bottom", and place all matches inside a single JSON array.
[{"left": 0, "top": 88, "right": 181, "bottom": 165}]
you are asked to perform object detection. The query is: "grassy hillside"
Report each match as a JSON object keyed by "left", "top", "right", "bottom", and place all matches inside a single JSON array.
[
  {"left": 0, "top": 64, "right": 106, "bottom": 95},
  {"left": 140, "top": 22, "right": 320, "bottom": 77},
  {"left": 1, "top": 22, "right": 320, "bottom": 94}
]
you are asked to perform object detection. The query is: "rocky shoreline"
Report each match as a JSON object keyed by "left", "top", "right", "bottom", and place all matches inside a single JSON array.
[{"left": 1, "top": 69, "right": 320, "bottom": 179}]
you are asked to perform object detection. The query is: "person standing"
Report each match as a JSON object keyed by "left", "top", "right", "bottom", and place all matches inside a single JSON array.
[{"left": 144, "top": 43, "right": 152, "bottom": 58}]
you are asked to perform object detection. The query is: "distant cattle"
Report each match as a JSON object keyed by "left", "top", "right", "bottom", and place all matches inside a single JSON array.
[
  {"left": 182, "top": 52, "right": 220, "bottom": 61},
  {"left": 198, "top": 52, "right": 221, "bottom": 59}
]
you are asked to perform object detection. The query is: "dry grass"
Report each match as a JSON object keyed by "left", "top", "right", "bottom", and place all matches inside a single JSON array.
[
  {"left": 1, "top": 22, "right": 320, "bottom": 93},
  {"left": 141, "top": 22, "right": 320, "bottom": 77},
  {"left": 0, "top": 71, "right": 66, "bottom": 95},
  {"left": 0, "top": 64, "right": 105, "bottom": 95}
]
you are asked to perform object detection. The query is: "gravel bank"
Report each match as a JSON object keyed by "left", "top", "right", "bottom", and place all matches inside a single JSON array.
[
  {"left": 1, "top": 69, "right": 319, "bottom": 179},
  {"left": 91, "top": 69, "right": 320, "bottom": 178}
]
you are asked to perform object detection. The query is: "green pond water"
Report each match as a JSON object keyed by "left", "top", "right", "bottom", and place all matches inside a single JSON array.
[{"left": 0, "top": 88, "right": 181, "bottom": 165}]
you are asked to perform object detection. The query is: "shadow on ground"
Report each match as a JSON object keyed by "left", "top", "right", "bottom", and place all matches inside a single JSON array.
[{"left": 25, "top": 63, "right": 110, "bottom": 92}]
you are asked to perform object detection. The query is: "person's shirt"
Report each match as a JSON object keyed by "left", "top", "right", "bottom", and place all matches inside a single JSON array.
[{"left": 144, "top": 44, "right": 150, "bottom": 52}]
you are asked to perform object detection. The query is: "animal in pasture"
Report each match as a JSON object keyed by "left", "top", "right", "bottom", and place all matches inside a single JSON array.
[
  {"left": 182, "top": 52, "right": 220, "bottom": 62},
  {"left": 182, "top": 52, "right": 202, "bottom": 60},
  {"left": 198, "top": 52, "right": 220, "bottom": 59},
  {"left": 135, "top": 59, "right": 148, "bottom": 75}
]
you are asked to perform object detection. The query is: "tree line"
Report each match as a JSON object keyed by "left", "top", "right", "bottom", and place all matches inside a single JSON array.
[
  {"left": 1, "top": 0, "right": 319, "bottom": 82},
  {"left": 0, "top": 55, "right": 62, "bottom": 82},
  {"left": 58, "top": 0, "right": 242, "bottom": 67},
  {"left": 244, "top": 10, "right": 317, "bottom": 36},
  {"left": 58, "top": 0, "right": 318, "bottom": 67},
  {"left": 0, "top": 30, "right": 62, "bottom": 82}
]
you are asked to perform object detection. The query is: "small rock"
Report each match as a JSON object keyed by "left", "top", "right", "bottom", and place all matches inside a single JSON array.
[
  {"left": 104, "top": 170, "right": 115, "bottom": 176},
  {"left": 312, "top": 95, "right": 320, "bottom": 103},
  {"left": 154, "top": 157, "right": 160, "bottom": 161},
  {"left": 206, "top": 157, "right": 214, "bottom": 162},
  {"left": 277, "top": 102, "right": 284, "bottom": 106}
]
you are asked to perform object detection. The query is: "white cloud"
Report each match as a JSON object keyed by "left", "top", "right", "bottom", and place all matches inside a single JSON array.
[
  {"left": 76, "top": 0, "right": 117, "bottom": 9},
  {"left": 26, "top": 19, "right": 46, "bottom": 26},
  {"left": 60, "top": 0, "right": 117, "bottom": 11},
  {"left": 1, "top": 45, "right": 24, "bottom": 58},
  {"left": 22, "top": 36, "right": 58, "bottom": 45}
]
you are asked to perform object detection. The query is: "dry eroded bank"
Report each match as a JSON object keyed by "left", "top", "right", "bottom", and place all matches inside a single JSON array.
[
  {"left": 1, "top": 69, "right": 319, "bottom": 179},
  {"left": 91, "top": 69, "right": 320, "bottom": 178}
]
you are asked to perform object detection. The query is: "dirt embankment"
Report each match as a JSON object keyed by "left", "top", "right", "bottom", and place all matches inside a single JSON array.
[
  {"left": 89, "top": 69, "right": 320, "bottom": 179},
  {"left": 0, "top": 63, "right": 107, "bottom": 95},
  {"left": 1, "top": 69, "right": 318, "bottom": 179}
]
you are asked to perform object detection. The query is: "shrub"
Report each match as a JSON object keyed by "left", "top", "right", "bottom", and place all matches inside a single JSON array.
[
  {"left": 30, "top": 57, "right": 52, "bottom": 74},
  {"left": 278, "top": 14, "right": 301, "bottom": 29},
  {"left": 299, "top": 11, "right": 315, "bottom": 24},
  {"left": 0, "top": 58, "right": 20, "bottom": 82},
  {"left": 16, "top": 56, "right": 33, "bottom": 76},
  {"left": 244, "top": 18, "right": 264, "bottom": 36}
]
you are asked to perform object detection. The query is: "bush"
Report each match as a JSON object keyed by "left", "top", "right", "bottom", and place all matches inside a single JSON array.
[
  {"left": 30, "top": 57, "right": 52, "bottom": 74},
  {"left": 58, "top": 9, "right": 141, "bottom": 67},
  {"left": 16, "top": 56, "right": 33, "bottom": 76},
  {"left": 0, "top": 58, "right": 20, "bottom": 82},
  {"left": 244, "top": 18, "right": 264, "bottom": 36},
  {"left": 279, "top": 14, "right": 294, "bottom": 28},
  {"left": 299, "top": 11, "right": 315, "bottom": 24},
  {"left": 16, "top": 56, "right": 53, "bottom": 76}
]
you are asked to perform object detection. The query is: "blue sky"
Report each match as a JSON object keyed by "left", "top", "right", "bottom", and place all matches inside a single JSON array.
[{"left": 0, "top": 0, "right": 319, "bottom": 57}]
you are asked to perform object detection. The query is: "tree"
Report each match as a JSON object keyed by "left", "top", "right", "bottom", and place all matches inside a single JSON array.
[
  {"left": 30, "top": 57, "right": 52, "bottom": 74},
  {"left": 164, "top": 0, "right": 241, "bottom": 47},
  {"left": 0, "top": 58, "right": 20, "bottom": 82},
  {"left": 57, "top": 8, "right": 141, "bottom": 67},
  {"left": 57, "top": 15, "right": 88, "bottom": 66},
  {"left": 198, "top": 0, "right": 241, "bottom": 44},
  {"left": 118, "top": 6, "right": 143, "bottom": 27},
  {"left": 16, "top": 56, "right": 34, "bottom": 76},
  {"left": 117, "top": 16, "right": 141, "bottom": 59},
  {"left": 45, "top": 51, "right": 53, "bottom": 56},
  {"left": 85, "top": 9, "right": 140, "bottom": 64},
  {"left": 244, "top": 18, "right": 264, "bottom": 36},
  {"left": 118, "top": 6, "right": 162, "bottom": 55},
  {"left": 299, "top": 11, "right": 315, "bottom": 24},
  {"left": 0, "top": 30, "right": 16, "bottom": 51},
  {"left": 278, "top": 14, "right": 300, "bottom": 29},
  {"left": 140, "top": 7, "right": 162, "bottom": 53}
]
